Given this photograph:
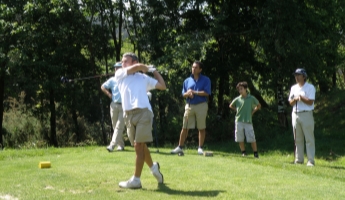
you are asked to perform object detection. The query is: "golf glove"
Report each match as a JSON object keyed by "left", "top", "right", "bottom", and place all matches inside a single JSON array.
[{"left": 147, "top": 65, "right": 156, "bottom": 73}]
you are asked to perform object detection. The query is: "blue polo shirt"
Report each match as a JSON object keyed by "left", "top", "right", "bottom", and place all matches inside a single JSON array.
[
  {"left": 182, "top": 74, "right": 211, "bottom": 104},
  {"left": 102, "top": 77, "right": 121, "bottom": 103}
]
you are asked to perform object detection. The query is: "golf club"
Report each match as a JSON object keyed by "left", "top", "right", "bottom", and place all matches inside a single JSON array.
[{"left": 61, "top": 73, "right": 114, "bottom": 84}]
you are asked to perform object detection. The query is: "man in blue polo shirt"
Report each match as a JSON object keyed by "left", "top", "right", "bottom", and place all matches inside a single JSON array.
[
  {"left": 101, "top": 62, "right": 126, "bottom": 152},
  {"left": 171, "top": 61, "right": 211, "bottom": 155}
]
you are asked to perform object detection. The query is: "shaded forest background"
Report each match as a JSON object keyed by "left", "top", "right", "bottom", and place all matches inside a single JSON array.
[{"left": 1, "top": 0, "right": 345, "bottom": 149}]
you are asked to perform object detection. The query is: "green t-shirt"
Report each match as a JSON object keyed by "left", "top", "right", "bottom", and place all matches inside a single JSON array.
[{"left": 230, "top": 94, "right": 259, "bottom": 123}]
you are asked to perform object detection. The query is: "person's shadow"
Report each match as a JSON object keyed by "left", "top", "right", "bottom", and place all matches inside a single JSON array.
[{"left": 155, "top": 183, "right": 225, "bottom": 197}]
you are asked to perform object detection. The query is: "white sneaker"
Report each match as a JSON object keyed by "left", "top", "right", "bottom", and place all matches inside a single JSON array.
[
  {"left": 307, "top": 161, "right": 315, "bottom": 167},
  {"left": 197, "top": 148, "right": 204, "bottom": 155},
  {"left": 151, "top": 162, "right": 164, "bottom": 183},
  {"left": 106, "top": 145, "right": 114, "bottom": 152},
  {"left": 119, "top": 177, "right": 142, "bottom": 189},
  {"left": 117, "top": 146, "right": 124, "bottom": 151},
  {"left": 171, "top": 146, "right": 183, "bottom": 154}
]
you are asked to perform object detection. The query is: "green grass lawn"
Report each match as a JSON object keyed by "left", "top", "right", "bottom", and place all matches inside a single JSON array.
[
  {"left": 1, "top": 90, "right": 345, "bottom": 199},
  {"left": 0, "top": 145, "right": 344, "bottom": 200}
]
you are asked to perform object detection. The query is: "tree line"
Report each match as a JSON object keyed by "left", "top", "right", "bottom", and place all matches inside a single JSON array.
[{"left": 1, "top": 0, "right": 345, "bottom": 148}]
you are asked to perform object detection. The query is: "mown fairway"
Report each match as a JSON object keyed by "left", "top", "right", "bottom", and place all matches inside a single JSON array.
[{"left": 0, "top": 145, "right": 344, "bottom": 200}]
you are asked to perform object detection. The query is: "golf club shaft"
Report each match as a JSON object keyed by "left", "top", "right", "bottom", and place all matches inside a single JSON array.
[
  {"left": 294, "top": 101, "right": 297, "bottom": 161},
  {"left": 65, "top": 73, "right": 114, "bottom": 82}
]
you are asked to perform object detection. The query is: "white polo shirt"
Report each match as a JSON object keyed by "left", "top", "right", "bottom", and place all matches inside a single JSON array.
[
  {"left": 114, "top": 68, "right": 157, "bottom": 112},
  {"left": 288, "top": 82, "right": 315, "bottom": 112}
]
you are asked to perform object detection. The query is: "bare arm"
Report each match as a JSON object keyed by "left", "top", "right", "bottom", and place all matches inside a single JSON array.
[
  {"left": 192, "top": 90, "right": 209, "bottom": 97},
  {"left": 153, "top": 71, "right": 166, "bottom": 90},
  {"left": 252, "top": 103, "right": 261, "bottom": 115},
  {"left": 101, "top": 85, "right": 111, "bottom": 99},
  {"left": 289, "top": 95, "right": 314, "bottom": 106},
  {"left": 229, "top": 103, "right": 236, "bottom": 111},
  {"left": 183, "top": 89, "right": 194, "bottom": 99},
  {"left": 125, "top": 63, "right": 148, "bottom": 75}
]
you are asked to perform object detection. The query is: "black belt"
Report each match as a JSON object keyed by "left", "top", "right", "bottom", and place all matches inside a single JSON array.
[
  {"left": 296, "top": 110, "right": 312, "bottom": 113},
  {"left": 189, "top": 102, "right": 207, "bottom": 105}
]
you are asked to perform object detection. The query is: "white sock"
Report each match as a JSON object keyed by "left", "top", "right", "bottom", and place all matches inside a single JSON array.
[
  {"left": 150, "top": 164, "right": 156, "bottom": 171},
  {"left": 131, "top": 175, "right": 140, "bottom": 181}
]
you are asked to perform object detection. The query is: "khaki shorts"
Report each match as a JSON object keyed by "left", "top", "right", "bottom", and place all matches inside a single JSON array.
[
  {"left": 182, "top": 102, "right": 208, "bottom": 130},
  {"left": 235, "top": 121, "right": 256, "bottom": 143},
  {"left": 124, "top": 108, "right": 153, "bottom": 145}
]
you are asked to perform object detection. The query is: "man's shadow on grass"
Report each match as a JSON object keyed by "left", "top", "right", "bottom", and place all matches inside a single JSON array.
[{"left": 155, "top": 183, "right": 225, "bottom": 197}]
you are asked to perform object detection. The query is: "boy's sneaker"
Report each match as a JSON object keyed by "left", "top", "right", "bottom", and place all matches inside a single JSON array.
[
  {"left": 106, "top": 145, "right": 114, "bottom": 152},
  {"left": 119, "top": 177, "right": 142, "bottom": 189},
  {"left": 151, "top": 162, "right": 164, "bottom": 183},
  {"left": 197, "top": 148, "right": 204, "bottom": 155},
  {"left": 254, "top": 153, "right": 259, "bottom": 158},
  {"left": 117, "top": 146, "right": 124, "bottom": 151},
  {"left": 171, "top": 146, "right": 183, "bottom": 154},
  {"left": 242, "top": 152, "right": 247, "bottom": 157}
]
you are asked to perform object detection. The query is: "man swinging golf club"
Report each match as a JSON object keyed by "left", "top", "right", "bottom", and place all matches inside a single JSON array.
[
  {"left": 288, "top": 68, "right": 316, "bottom": 167},
  {"left": 115, "top": 52, "right": 166, "bottom": 189}
]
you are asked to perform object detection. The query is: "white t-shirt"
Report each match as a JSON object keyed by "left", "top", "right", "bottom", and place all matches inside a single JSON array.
[
  {"left": 114, "top": 68, "right": 157, "bottom": 112},
  {"left": 288, "top": 82, "right": 315, "bottom": 112}
]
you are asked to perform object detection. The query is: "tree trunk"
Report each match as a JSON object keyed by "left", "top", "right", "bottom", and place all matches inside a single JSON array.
[
  {"left": 332, "top": 71, "right": 336, "bottom": 89},
  {"left": 72, "top": 108, "right": 80, "bottom": 142},
  {"left": 217, "top": 75, "right": 225, "bottom": 115},
  {"left": 276, "top": 56, "right": 288, "bottom": 129},
  {"left": 246, "top": 80, "right": 269, "bottom": 108},
  {"left": 49, "top": 89, "right": 58, "bottom": 147},
  {"left": 0, "top": 71, "right": 4, "bottom": 149},
  {"left": 276, "top": 77, "right": 288, "bottom": 129}
]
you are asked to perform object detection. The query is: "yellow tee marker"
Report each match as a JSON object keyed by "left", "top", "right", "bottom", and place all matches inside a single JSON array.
[{"left": 39, "top": 161, "right": 51, "bottom": 168}]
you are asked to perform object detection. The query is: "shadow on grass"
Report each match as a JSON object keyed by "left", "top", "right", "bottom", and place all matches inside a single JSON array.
[
  {"left": 155, "top": 183, "right": 225, "bottom": 197},
  {"left": 317, "top": 165, "right": 345, "bottom": 170}
]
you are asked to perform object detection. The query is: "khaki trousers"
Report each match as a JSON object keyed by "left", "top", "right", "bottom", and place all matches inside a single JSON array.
[
  {"left": 292, "top": 111, "right": 315, "bottom": 164},
  {"left": 109, "top": 102, "right": 125, "bottom": 148}
]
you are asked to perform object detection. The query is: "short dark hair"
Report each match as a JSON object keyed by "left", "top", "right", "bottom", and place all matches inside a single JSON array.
[
  {"left": 193, "top": 61, "right": 204, "bottom": 69},
  {"left": 236, "top": 81, "right": 248, "bottom": 90},
  {"left": 123, "top": 52, "right": 139, "bottom": 62}
]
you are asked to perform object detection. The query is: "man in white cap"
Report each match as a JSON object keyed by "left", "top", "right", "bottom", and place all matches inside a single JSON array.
[
  {"left": 288, "top": 68, "right": 316, "bottom": 167},
  {"left": 101, "top": 62, "right": 126, "bottom": 152}
]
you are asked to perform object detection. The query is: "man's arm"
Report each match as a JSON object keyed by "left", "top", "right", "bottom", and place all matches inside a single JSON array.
[
  {"left": 126, "top": 63, "right": 148, "bottom": 75},
  {"left": 182, "top": 89, "right": 194, "bottom": 99},
  {"left": 298, "top": 95, "right": 314, "bottom": 105},
  {"left": 289, "top": 95, "right": 314, "bottom": 106},
  {"left": 152, "top": 71, "right": 166, "bottom": 90},
  {"left": 252, "top": 103, "right": 261, "bottom": 115},
  {"left": 193, "top": 77, "right": 211, "bottom": 97},
  {"left": 101, "top": 85, "right": 112, "bottom": 99},
  {"left": 229, "top": 103, "right": 236, "bottom": 111},
  {"left": 192, "top": 90, "right": 208, "bottom": 97}
]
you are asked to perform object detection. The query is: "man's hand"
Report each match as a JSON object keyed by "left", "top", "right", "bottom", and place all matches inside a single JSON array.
[
  {"left": 294, "top": 95, "right": 301, "bottom": 102},
  {"left": 187, "top": 89, "right": 194, "bottom": 98}
]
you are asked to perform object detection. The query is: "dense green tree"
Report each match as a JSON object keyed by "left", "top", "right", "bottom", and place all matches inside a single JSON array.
[{"left": 2, "top": 0, "right": 345, "bottom": 147}]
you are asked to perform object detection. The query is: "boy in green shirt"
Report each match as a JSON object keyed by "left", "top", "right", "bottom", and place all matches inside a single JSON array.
[{"left": 229, "top": 82, "right": 261, "bottom": 158}]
